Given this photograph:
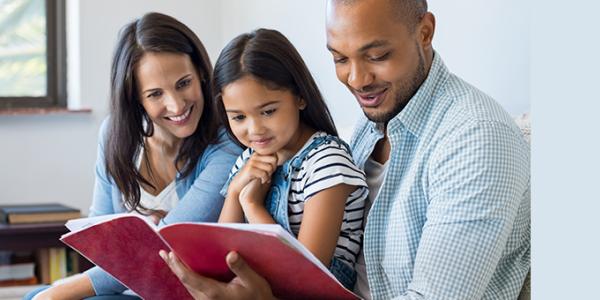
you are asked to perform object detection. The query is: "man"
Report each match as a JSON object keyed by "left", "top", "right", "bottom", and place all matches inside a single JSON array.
[{"left": 164, "top": 0, "right": 530, "bottom": 299}]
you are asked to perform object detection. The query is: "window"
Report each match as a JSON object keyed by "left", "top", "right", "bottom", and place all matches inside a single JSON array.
[{"left": 0, "top": 0, "right": 66, "bottom": 109}]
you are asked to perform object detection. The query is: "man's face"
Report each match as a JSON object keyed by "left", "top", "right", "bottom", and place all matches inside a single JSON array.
[{"left": 326, "top": 0, "right": 427, "bottom": 123}]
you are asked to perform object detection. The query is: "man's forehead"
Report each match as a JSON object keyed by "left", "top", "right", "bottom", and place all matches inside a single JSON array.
[{"left": 326, "top": 1, "right": 404, "bottom": 53}]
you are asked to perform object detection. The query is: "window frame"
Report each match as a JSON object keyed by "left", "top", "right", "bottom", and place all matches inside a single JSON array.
[{"left": 0, "top": 0, "right": 67, "bottom": 109}]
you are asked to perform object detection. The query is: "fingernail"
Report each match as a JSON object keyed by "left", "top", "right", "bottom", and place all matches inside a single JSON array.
[{"left": 227, "top": 251, "right": 239, "bottom": 265}]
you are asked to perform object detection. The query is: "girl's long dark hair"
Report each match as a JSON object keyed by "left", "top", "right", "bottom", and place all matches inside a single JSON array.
[
  {"left": 106, "top": 12, "right": 218, "bottom": 212},
  {"left": 213, "top": 28, "right": 337, "bottom": 147}
]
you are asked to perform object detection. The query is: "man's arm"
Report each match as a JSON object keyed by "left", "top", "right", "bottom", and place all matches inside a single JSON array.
[{"left": 396, "top": 121, "right": 529, "bottom": 299}]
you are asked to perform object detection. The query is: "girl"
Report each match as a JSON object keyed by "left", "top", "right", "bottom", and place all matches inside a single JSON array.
[
  {"left": 215, "top": 28, "right": 368, "bottom": 289},
  {"left": 28, "top": 12, "right": 241, "bottom": 300}
]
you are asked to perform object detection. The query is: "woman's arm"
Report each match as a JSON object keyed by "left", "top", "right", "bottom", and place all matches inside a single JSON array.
[
  {"left": 296, "top": 184, "right": 353, "bottom": 266},
  {"left": 32, "top": 274, "right": 95, "bottom": 300},
  {"left": 162, "top": 131, "right": 242, "bottom": 224}
]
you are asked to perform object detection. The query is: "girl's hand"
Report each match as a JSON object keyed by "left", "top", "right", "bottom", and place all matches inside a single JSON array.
[
  {"left": 228, "top": 152, "right": 277, "bottom": 197},
  {"left": 239, "top": 178, "right": 271, "bottom": 208}
]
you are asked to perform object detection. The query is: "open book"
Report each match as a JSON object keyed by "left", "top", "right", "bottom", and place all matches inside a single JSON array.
[{"left": 60, "top": 214, "right": 360, "bottom": 300}]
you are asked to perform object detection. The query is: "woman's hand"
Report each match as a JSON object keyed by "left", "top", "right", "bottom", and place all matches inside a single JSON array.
[
  {"left": 160, "top": 250, "right": 276, "bottom": 300},
  {"left": 228, "top": 152, "right": 278, "bottom": 197}
]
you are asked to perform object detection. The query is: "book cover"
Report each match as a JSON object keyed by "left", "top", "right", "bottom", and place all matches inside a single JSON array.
[
  {"left": 60, "top": 214, "right": 360, "bottom": 300},
  {"left": 0, "top": 203, "right": 81, "bottom": 224}
]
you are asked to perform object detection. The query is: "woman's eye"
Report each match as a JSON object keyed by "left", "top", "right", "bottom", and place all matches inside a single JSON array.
[
  {"left": 147, "top": 91, "right": 162, "bottom": 99},
  {"left": 177, "top": 79, "right": 192, "bottom": 89},
  {"left": 262, "top": 109, "right": 276, "bottom": 116}
]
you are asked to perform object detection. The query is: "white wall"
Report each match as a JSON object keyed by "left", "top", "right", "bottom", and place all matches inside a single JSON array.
[{"left": 0, "top": 0, "right": 530, "bottom": 214}]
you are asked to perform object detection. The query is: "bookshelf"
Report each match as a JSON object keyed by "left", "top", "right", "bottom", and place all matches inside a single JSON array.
[{"left": 0, "top": 222, "right": 93, "bottom": 298}]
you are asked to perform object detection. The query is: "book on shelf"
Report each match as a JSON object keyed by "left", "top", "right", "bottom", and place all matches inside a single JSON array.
[
  {"left": 0, "top": 251, "right": 36, "bottom": 287},
  {"left": 60, "top": 213, "right": 360, "bottom": 300},
  {"left": 0, "top": 203, "right": 81, "bottom": 224}
]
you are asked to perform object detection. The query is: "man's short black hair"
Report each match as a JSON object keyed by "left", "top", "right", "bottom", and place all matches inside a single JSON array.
[{"left": 335, "top": 0, "right": 428, "bottom": 31}]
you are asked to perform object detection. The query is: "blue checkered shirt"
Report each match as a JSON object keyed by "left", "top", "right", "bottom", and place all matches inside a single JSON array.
[{"left": 350, "top": 53, "right": 530, "bottom": 300}]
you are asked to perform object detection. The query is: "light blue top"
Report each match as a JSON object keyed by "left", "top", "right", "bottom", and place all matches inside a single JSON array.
[
  {"left": 84, "top": 117, "right": 242, "bottom": 295},
  {"left": 351, "top": 53, "right": 530, "bottom": 299}
]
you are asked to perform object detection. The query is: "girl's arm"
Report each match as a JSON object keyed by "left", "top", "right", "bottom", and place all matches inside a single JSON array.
[
  {"left": 219, "top": 189, "right": 245, "bottom": 223},
  {"left": 297, "top": 184, "right": 354, "bottom": 266},
  {"left": 32, "top": 274, "right": 95, "bottom": 300},
  {"left": 239, "top": 179, "right": 276, "bottom": 224}
]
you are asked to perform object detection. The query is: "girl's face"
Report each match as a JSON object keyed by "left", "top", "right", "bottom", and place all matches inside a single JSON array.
[
  {"left": 135, "top": 52, "right": 204, "bottom": 141},
  {"left": 222, "top": 76, "right": 307, "bottom": 156}
]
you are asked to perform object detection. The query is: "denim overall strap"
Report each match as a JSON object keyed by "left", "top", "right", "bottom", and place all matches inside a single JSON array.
[
  {"left": 263, "top": 134, "right": 357, "bottom": 289},
  {"left": 263, "top": 135, "right": 345, "bottom": 233}
]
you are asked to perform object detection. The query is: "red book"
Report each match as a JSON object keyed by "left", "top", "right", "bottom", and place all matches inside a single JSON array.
[{"left": 60, "top": 214, "right": 360, "bottom": 300}]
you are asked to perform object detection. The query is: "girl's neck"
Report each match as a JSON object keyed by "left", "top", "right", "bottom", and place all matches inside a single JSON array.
[{"left": 277, "top": 123, "right": 316, "bottom": 165}]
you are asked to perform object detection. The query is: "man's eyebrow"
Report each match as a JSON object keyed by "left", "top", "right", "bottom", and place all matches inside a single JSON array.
[
  {"left": 358, "top": 40, "right": 390, "bottom": 52},
  {"left": 326, "top": 40, "right": 390, "bottom": 54}
]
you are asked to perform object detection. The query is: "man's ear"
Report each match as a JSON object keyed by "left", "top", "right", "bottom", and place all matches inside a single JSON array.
[{"left": 419, "top": 12, "right": 436, "bottom": 51}]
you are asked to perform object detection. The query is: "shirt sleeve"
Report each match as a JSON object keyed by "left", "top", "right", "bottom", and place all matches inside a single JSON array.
[
  {"left": 162, "top": 130, "right": 243, "bottom": 224},
  {"left": 302, "top": 142, "right": 367, "bottom": 202},
  {"left": 89, "top": 117, "right": 119, "bottom": 217},
  {"left": 85, "top": 117, "right": 130, "bottom": 295},
  {"left": 394, "top": 121, "right": 530, "bottom": 299},
  {"left": 219, "top": 148, "right": 252, "bottom": 197}
]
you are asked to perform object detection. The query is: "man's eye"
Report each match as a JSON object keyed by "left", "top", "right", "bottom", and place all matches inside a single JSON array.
[
  {"left": 370, "top": 52, "right": 391, "bottom": 62},
  {"left": 334, "top": 57, "right": 348, "bottom": 64}
]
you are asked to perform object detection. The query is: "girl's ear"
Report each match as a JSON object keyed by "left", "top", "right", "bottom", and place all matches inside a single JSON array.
[{"left": 297, "top": 98, "right": 307, "bottom": 110}]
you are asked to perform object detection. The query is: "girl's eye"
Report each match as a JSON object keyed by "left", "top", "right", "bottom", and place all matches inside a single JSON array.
[
  {"left": 147, "top": 90, "right": 163, "bottom": 99},
  {"left": 177, "top": 78, "right": 192, "bottom": 89},
  {"left": 231, "top": 115, "right": 246, "bottom": 122},
  {"left": 369, "top": 52, "right": 391, "bottom": 62},
  {"left": 262, "top": 108, "right": 276, "bottom": 116}
]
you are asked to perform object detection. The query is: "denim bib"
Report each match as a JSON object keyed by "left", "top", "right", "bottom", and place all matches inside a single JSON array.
[{"left": 264, "top": 134, "right": 357, "bottom": 290}]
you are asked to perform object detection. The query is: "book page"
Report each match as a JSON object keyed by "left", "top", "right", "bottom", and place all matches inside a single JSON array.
[{"left": 65, "top": 213, "right": 156, "bottom": 232}]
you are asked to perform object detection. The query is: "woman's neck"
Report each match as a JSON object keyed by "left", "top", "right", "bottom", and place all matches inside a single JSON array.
[{"left": 149, "top": 125, "right": 182, "bottom": 157}]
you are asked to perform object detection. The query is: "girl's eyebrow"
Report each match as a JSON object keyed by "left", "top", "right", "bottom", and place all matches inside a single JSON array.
[{"left": 225, "top": 100, "right": 280, "bottom": 113}]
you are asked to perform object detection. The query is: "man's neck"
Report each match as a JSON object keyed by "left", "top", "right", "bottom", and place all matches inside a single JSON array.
[{"left": 371, "top": 125, "right": 390, "bottom": 164}]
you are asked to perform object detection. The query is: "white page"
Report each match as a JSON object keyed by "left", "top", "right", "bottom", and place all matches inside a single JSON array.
[{"left": 65, "top": 213, "right": 156, "bottom": 232}]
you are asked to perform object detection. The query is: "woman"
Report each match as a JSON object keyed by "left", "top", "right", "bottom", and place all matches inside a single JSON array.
[{"left": 27, "top": 12, "right": 241, "bottom": 300}]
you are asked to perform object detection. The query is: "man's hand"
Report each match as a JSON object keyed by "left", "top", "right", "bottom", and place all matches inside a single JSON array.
[{"left": 160, "top": 250, "right": 276, "bottom": 300}]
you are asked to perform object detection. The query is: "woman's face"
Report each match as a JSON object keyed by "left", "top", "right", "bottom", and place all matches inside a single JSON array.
[
  {"left": 135, "top": 52, "right": 204, "bottom": 141},
  {"left": 222, "top": 76, "right": 307, "bottom": 156}
]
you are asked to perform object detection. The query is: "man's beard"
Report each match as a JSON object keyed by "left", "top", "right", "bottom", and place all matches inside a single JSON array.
[{"left": 364, "top": 44, "right": 428, "bottom": 124}]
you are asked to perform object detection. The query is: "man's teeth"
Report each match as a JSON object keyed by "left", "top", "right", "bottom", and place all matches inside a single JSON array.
[{"left": 168, "top": 107, "right": 191, "bottom": 121}]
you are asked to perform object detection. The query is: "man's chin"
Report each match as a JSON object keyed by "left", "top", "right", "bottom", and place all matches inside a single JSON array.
[{"left": 362, "top": 108, "right": 396, "bottom": 124}]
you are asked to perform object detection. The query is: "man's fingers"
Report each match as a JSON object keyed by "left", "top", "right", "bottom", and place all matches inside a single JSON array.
[
  {"left": 226, "top": 251, "right": 265, "bottom": 287},
  {"left": 160, "top": 250, "right": 222, "bottom": 297}
]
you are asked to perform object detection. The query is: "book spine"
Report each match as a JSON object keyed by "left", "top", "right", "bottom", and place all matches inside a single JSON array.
[{"left": 48, "top": 248, "right": 67, "bottom": 283}]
